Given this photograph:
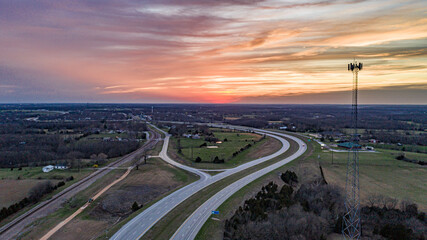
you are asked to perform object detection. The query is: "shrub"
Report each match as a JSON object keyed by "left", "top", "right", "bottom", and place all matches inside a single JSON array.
[
  {"left": 132, "top": 201, "right": 141, "bottom": 211},
  {"left": 280, "top": 170, "right": 298, "bottom": 185},
  {"left": 28, "top": 181, "right": 55, "bottom": 202},
  {"left": 65, "top": 176, "right": 74, "bottom": 181},
  {"left": 213, "top": 156, "right": 224, "bottom": 163},
  {"left": 195, "top": 156, "right": 202, "bottom": 163},
  {"left": 380, "top": 224, "right": 412, "bottom": 240}
]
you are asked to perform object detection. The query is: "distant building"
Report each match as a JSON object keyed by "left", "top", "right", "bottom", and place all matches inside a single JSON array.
[
  {"left": 309, "top": 133, "right": 321, "bottom": 138},
  {"left": 43, "top": 165, "right": 54, "bottom": 173},
  {"left": 54, "top": 164, "right": 69, "bottom": 170},
  {"left": 338, "top": 142, "right": 361, "bottom": 149},
  {"left": 279, "top": 126, "right": 288, "bottom": 130},
  {"left": 321, "top": 131, "right": 344, "bottom": 138},
  {"left": 182, "top": 133, "right": 201, "bottom": 139}
]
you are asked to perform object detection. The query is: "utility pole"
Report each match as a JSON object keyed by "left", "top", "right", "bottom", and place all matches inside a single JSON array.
[
  {"left": 331, "top": 150, "right": 334, "bottom": 165},
  {"left": 343, "top": 59, "right": 363, "bottom": 239}
]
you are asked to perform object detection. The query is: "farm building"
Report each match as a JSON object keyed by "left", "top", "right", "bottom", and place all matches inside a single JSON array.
[
  {"left": 42, "top": 165, "right": 54, "bottom": 172},
  {"left": 338, "top": 142, "right": 361, "bottom": 149}
]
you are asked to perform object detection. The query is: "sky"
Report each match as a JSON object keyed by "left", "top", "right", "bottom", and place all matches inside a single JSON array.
[{"left": 0, "top": 0, "right": 426, "bottom": 104}]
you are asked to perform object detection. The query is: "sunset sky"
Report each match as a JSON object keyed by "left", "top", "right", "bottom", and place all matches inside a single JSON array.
[{"left": 0, "top": 0, "right": 426, "bottom": 104}]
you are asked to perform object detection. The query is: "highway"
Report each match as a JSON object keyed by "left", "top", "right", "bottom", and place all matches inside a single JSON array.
[
  {"left": 0, "top": 128, "right": 161, "bottom": 240},
  {"left": 112, "top": 125, "right": 305, "bottom": 240},
  {"left": 170, "top": 129, "right": 307, "bottom": 240}
]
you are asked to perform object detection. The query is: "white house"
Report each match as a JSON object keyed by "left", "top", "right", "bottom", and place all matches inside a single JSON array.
[
  {"left": 54, "top": 165, "right": 69, "bottom": 170},
  {"left": 43, "top": 165, "right": 54, "bottom": 173}
]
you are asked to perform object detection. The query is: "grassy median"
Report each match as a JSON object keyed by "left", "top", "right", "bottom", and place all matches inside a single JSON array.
[{"left": 141, "top": 134, "right": 302, "bottom": 240}]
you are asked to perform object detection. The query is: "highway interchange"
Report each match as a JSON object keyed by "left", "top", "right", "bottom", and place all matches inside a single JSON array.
[{"left": 112, "top": 124, "right": 307, "bottom": 240}]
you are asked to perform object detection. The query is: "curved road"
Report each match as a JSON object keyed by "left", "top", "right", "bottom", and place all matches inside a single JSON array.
[
  {"left": 112, "top": 126, "right": 305, "bottom": 240},
  {"left": 171, "top": 129, "right": 306, "bottom": 240}
]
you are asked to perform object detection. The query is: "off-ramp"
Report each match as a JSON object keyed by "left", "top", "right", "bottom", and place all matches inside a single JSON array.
[{"left": 112, "top": 125, "right": 306, "bottom": 240}]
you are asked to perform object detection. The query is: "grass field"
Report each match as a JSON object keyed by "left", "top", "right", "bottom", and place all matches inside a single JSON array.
[
  {"left": 0, "top": 170, "right": 92, "bottom": 229},
  {"left": 297, "top": 130, "right": 427, "bottom": 210},
  {"left": 369, "top": 142, "right": 427, "bottom": 153},
  {"left": 0, "top": 179, "right": 55, "bottom": 208},
  {"left": 176, "top": 130, "right": 261, "bottom": 161},
  {"left": 169, "top": 129, "right": 282, "bottom": 169},
  {"left": 0, "top": 167, "right": 92, "bottom": 181},
  {"left": 0, "top": 167, "right": 93, "bottom": 210},
  {"left": 319, "top": 149, "right": 427, "bottom": 210}
]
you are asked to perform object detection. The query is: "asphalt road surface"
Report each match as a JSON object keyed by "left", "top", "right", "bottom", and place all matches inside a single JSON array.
[
  {"left": 111, "top": 125, "right": 305, "bottom": 240},
  {"left": 0, "top": 129, "right": 160, "bottom": 240},
  {"left": 170, "top": 129, "right": 307, "bottom": 240}
]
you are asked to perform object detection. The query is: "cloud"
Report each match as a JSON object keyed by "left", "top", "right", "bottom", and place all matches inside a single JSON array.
[
  {"left": 239, "top": 83, "right": 427, "bottom": 104},
  {"left": 0, "top": 0, "right": 426, "bottom": 103}
]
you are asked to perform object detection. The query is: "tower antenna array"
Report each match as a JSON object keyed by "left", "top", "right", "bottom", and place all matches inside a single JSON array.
[{"left": 343, "top": 59, "right": 363, "bottom": 239}]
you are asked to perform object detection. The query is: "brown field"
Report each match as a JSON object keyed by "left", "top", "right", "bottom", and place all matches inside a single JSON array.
[{"left": 0, "top": 179, "right": 58, "bottom": 208}]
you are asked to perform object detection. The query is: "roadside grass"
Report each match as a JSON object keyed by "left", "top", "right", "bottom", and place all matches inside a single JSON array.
[
  {"left": 168, "top": 131, "right": 281, "bottom": 169},
  {"left": 141, "top": 135, "right": 299, "bottom": 240},
  {"left": 148, "top": 140, "right": 164, "bottom": 157}
]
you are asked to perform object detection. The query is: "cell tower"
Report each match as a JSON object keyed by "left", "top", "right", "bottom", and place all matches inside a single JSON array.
[{"left": 342, "top": 59, "right": 363, "bottom": 239}]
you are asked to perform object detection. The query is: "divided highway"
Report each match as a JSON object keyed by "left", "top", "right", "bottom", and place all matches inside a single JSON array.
[
  {"left": 171, "top": 129, "right": 307, "bottom": 240},
  {"left": 112, "top": 125, "right": 306, "bottom": 240}
]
